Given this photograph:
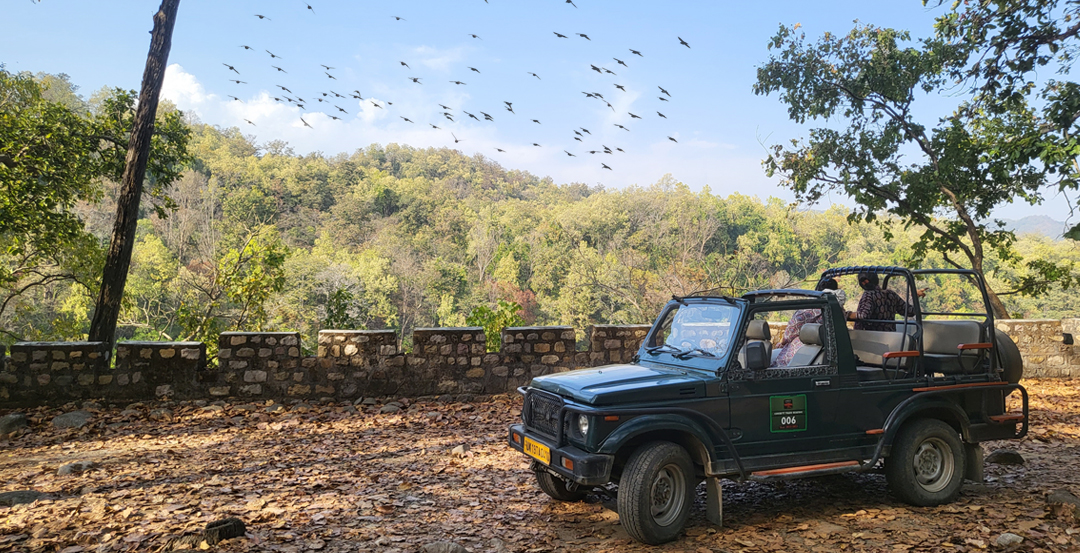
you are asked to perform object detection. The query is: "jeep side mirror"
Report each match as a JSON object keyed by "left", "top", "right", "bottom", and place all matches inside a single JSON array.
[{"left": 744, "top": 341, "right": 769, "bottom": 370}]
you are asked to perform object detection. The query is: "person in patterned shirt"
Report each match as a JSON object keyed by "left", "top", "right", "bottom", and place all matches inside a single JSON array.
[
  {"left": 773, "top": 279, "right": 845, "bottom": 367},
  {"left": 847, "top": 272, "right": 925, "bottom": 331}
]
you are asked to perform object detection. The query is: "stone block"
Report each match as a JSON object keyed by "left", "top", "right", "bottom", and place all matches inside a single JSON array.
[
  {"left": 534, "top": 343, "right": 551, "bottom": 353},
  {"left": 244, "top": 370, "right": 268, "bottom": 383},
  {"left": 288, "top": 384, "right": 311, "bottom": 396},
  {"left": 210, "top": 386, "right": 231, "bottom": 396},
  {"left": 11, "top": 352, "right": 27, "bottom": 363},
  {"left": 327, "top": 372, "right": 345, "bottom": 381},
  {"left": 258, "top": 348, "right": 272, "bottom": 358},
  {"left": 69, "top": 350, "right": 83, "bottom": 359},
  {"left": 471, "top": 356, "right": 482, "bottom": 366},
  {"left": 344, "top": 344, "right": 358, "bottom": 356},
  {"left": 219, "top": 348, "right": 232, "bottom": 359},
  {"left": 236, "top": 348, "right": 255, "bottom": 358},
  {"left": 380, "top": 345, "right": 397, "bottom": 356},
  {"left": 240, "top": 384, "right": 262, "bottom": 395},
  {"left": 541, "top": 355, "right": 560, "bottom": 365},
  {"left": 156, "top": 385, "right": 173, "bottom": 397},
  {"left": 554, "top": 342, "right": 566, "bottom": 353},
  {"left": 78, "top": 374, "right": 94, "bottom": 386},
  {"left": 116, "top": 373, "right": 130, "bottom": 386},
  {"left": 32, "top": 350, "right": 46, "bottom": 361},
  {"left": 542, "top": 332, "right": 556, "bottom": 341},
  {"left": 604, "top": 339, "right": 622, "bottom": 350},
  {"left": 230, "top": 336, "right": 247, "bottom": 346},
  {"left": 408, "top": 357, "right": 426, "bottom": 366},
  {"left": 51, "top": 362, "right": 69, "bottom": 371},
  {"left": 51, "top": 350, "right": 66, "bottom": 360},
  {"left": 97, "top": 375, "right": 113, "bottom": 385},
  {"left": 36, "top": 374, "right": 51, "bottom": 385},
  {"left": 440, "top": 345, "right": 453, "bottom": 355},
  {"left": 315, "top": 385, "right": 335, "bottom": 394},
  {"left": 492, "top": 366, "right": 509, "bottom": 377}
]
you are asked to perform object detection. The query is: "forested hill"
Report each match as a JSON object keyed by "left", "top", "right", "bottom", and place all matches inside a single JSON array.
[{"left": 5, "top": 122, "right": 1078, "bottom": 348}]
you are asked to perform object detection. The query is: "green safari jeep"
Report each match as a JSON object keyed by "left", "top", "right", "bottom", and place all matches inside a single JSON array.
[{"left": 507, "top": 266, "right": 1028, "bottom": 544}]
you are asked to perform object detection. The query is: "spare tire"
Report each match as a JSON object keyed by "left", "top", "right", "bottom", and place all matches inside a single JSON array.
[{"left": 994, "top": 328, "right": 1023, "bottom": 384}]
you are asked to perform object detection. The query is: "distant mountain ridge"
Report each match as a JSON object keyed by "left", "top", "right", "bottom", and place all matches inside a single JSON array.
[{"left": 1000, "top": 215, "right": 1068, "bottom": 240}]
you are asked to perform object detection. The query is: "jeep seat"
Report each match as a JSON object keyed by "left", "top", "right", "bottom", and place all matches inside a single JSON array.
[
  {"left": 787, "top": 323, "right": 825, "bottom": 366},
  {"left": 922, "top": 320, "right": 986, "bottom": 375},
  {"left": 849, "top": 327, "right": 918, "bottom": 368},
  {"left": 738, "top": 320, "right": 773, "bottom": 368}
]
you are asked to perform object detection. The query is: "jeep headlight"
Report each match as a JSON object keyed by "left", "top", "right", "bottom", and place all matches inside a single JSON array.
[{"left": 577, "top": 414, "right": 590, "bottom": 437}]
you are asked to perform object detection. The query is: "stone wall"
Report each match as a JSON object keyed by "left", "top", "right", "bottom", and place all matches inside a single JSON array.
[
  {"left": 2, "top": 318, "right": 1078, "bottom": 407},
  {"left": 996, "top": 319, "right": 1080, "bottom": 378}
]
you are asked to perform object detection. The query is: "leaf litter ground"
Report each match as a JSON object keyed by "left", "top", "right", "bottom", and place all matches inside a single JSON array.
[{"left": 1, "top": 378, "right": 1079, "bottom": 552}]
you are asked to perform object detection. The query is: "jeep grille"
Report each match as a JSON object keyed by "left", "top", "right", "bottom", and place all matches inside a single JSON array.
[{"left": 523, "top": 390, "right": 563, "bottom": 438}]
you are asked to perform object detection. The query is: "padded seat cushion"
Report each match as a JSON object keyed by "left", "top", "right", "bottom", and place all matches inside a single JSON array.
[{"left": 788, "top": 323, "right": 825, "bottom": 366}]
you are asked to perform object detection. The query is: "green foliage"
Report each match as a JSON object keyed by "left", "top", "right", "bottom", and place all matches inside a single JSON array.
[
  {"left": 754, "top": 21, "right": 1077, "bottom": 317},
  {"left": 467, "top": 299, "right": 525, "bottom": 352}
]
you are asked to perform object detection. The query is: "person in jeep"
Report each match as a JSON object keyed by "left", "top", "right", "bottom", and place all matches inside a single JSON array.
[{"left": 850, "top": 271, "right": 924, "bottom": 331}]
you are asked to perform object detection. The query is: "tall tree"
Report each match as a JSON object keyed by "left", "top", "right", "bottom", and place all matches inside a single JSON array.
[
  {"left": 754, "top": 22, "right": 1069, "bottom": 318},
  {"left": 88, "top": 0, "right": 183, "bottom": 346}
]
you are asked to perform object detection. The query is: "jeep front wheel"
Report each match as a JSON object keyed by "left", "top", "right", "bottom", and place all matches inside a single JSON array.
[
  {"left": 885, "top": 419, "right": 966, "bottom": 506},
  {"left": 534, "top": 469, "right": 587, "bottom": 502},
  {"left": 617, "top": 441, "right": 694, "bottom": 544}
]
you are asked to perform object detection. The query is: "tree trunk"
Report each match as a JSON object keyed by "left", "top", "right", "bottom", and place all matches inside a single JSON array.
[
  {"left": 985, "top": 284, "right": 1010, "bottom": 321},
  {"left": 87, "top": 0, "right": 181, "bottom": 348}
]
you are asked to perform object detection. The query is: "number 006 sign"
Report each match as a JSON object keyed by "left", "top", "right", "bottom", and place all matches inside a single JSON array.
[{"left": 770, "top": 394, "right": 807, "bottom": 433}]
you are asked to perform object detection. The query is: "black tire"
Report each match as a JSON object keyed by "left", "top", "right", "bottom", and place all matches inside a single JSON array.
[
  {"left": 204, "top": 517, "right": 246, "bottom": 545},
  {"left": 885, "top": 419, "right": 966, "bottom": 506},
  {"left": 994, "top": 329, "right": 1023, "bottom": 384},
  {"left": 535, "top": 469, "right": 587, "bottom": 502},
  {"left": 617, "top": 441, "right": 694, "bottom": 545}
]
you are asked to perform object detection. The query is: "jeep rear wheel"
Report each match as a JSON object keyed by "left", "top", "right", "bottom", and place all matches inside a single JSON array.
[
  {"left": 617, "top": 441, "right": 694, "bottom": 544},
  {"left": 535, "top": 469, "right": 587, "bottom": 502},
  {"left": 886, "top": 419, "right": 966, "bottom": 506}
]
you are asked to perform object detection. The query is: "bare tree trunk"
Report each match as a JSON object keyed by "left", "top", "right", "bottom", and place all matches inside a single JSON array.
[{"left": 88, "top": 0, "right": 181, "bottom": 348}]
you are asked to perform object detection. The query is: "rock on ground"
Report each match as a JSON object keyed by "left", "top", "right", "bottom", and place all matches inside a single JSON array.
[
  {"left": 986, "top": 449, "right": 1025, "bottom": 465},
  {"left": 0, "top": 490, "right": 44, "bottom": 506},
  {"left": 0, "top": 413, "right": 28, "bottom": 436},
  {"left": 422, "top": 542, "right": 469, "bottom": 553},
  {"left": 57, "top": 461, "right": 95, "bottom": 476},
  {"left": 995, "top": 533, "right": 1024, "bottom": 547},
  {"left": 51, "top": 410, "right": 92, "bottom": 429}
]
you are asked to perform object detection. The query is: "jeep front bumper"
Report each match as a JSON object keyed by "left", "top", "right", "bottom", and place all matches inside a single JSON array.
[{"left": 508, "top": 423, "right": 614, "bottom": 486}]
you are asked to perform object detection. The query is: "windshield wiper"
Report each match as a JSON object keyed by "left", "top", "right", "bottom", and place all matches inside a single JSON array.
[
  {"left": 645, "top": 344, "right": 684, "bottom": 355},
  {"left": 675, "top": 348, "right": 717, "bottom": 359}
]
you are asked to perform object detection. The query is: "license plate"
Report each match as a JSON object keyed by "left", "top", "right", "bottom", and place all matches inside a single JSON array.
[{"left": 523, "top": 437, "right": 550, "bottom": 465}]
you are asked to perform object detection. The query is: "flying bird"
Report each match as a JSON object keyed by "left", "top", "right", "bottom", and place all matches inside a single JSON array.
[
  {"left": 240, "top": 45, "right": 252, "bottom": 50},
  {"left": 504, "top": 101, "right": 513, "bottom": 108},
  {"left": 657, "top": 112, "right": 667, "bottom": 118},
  {"left": 464, "top": 111, "right": 480, "bottom": 121},
  {"left": 305, "top": 3, "right": 315, "bottom": 14},
  {"left": 614, "top": 84, "right": 626, "bottom": 91},
  {"left": 300, "top": 117, "right": 312, "bottom": 128},
  {"left": 573, "top": 130, "right": 583, "bottom": 137},
  {"left": 244, "top": 119, "right": 255, "bottom": 126},
  {"left": 678, "top": 36, "right": 690, "bottom": 48},
  {"left": 266, "top": 50, "right": 281, "bottom": 58},
  {"left": 330, "top": 90, "right": 344, "bottom": 98},
  {"left": 409, "top": 77, "right": 422, "bottom": 83},
  {"left": 603, "top": 67, "right": 616, "bottom": 75},
  {"left": 567, "top": 0, "right": 577, "bottom": 6},
  {"left": 602, "top": 163, "right": 612, "bottom": 170},
  {"left": 227, "top": 95, "right": 241, "bottom": 102},
  {"left": 401, "top": 117, "right": 413, "bottom": 123},
  {"left": 326, "top": 72, "right": 336, "bottom": 79},
  {"left": 443, "top": 112, "right": 454, "bottom": 120},
  {"left": 392, "top": 16, "right": 406, "bottom": 21},
  {"left": 321, "top": 64, "right": 335, "bottom": 70},
  {"left": 272, "top": 65, "right": 287, "bottom": 73},
  {"left": 400, "top": 61, "right": 410, "bottom": 68},
  {"left": 495, "top": 148, "right": 505, "bottom": 153},
  {"left": 581, "top": 128, "right": 591, "bottom": 134},
  {"left": 439, "top": 104, "right": 452, "bottom": 110},
  {"left": 659, "top": 86, "right": 671, "bottom": 97},
  {"left": 554, "top": 32, "right": 568, "bottom": 38},
  {"left": 588, "top": 150, "right": 599, "bottom": 154},
  {"left": 630, "top": 49, "right": 643, "bottom": 57},
  {"left": 616, "top": 147, "right": 625, "bottom": 153},
  {"left": 480, "top": 111, "right": 494, "bottom": 121},
  {"left": 532, "top": 143, "right": 541, "bottom": 147},
  {"left": 629, "top": 113, "right": 642, "bottom": 119},
  {"left": 528, "top": 72, "right": 541, "bottom": 79},
  {"left": 590, "top": 65, "right": 602, "bottom": 74},
  {"left": 452, "top": 133, "right": 462, "bottom": 144},
  {"left": 336, "top": 106, "right": 348, "bottom": 114},
  {"left": 468, "top": 67, "right": 481, "bottom": 73},
  {"left": 329, "top": 115, "right": 341, "bottom": 121},
  {"left": 614, "top": 58, "right": 628, "bottom": 67},
  {"left": 450, "top": 80, "right": 467, "bottom": 85},
  {"left": 659, "top": 96, "right": 669, "bottom": 102},
  {"left": 470, "top": 34, "right": 482, "bottom": 39},
  {"left": 574, "top": 137, "right": 583, "bottom": 142},
  {"left": 532, "top": 119, "right": 541, "bottom": 124},
  {"left": 577, "top": 33, "right": 591, "bottom": 40},
  {"left": 229, "top": 79, "right": 246, "bottom": 84},
  {"left": 564, "top": 150, "right": 576, "bottom": 156},
  {"left": 254, "top": 14, "right": 271, "bottom": 20},
  {"left": 668, "top": 136, "right": 678, "bottom": 143},
  {"left": 222, "top": 63, "right": 240, "bottom": 74}
]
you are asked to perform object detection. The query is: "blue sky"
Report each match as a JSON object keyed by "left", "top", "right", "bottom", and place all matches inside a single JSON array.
[{"left": 1, "top": 0, "right": 1068, "bottom": 221}]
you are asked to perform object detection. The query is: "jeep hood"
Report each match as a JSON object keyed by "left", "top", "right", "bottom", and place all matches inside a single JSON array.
[{"left": 528, "top": 363, "right": 710, "bottom": 405}]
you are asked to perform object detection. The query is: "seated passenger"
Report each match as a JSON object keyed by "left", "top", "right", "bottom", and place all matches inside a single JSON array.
[{"left": 773, "top": 281, "right": 844, "bottom": 367}]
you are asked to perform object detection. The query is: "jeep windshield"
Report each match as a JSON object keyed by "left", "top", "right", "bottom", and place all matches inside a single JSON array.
[{"left": 645, "top": 301, "right": 740, "bottom": 361}]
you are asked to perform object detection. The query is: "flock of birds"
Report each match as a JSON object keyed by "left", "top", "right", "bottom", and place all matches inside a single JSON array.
[{"left": 218, "top": 1, "right": 690, "bottom": 172}]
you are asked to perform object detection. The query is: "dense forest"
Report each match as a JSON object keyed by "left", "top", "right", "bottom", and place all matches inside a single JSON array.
[{"left": 2, "top": 72, "right": 1078, "bottom": 353}]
